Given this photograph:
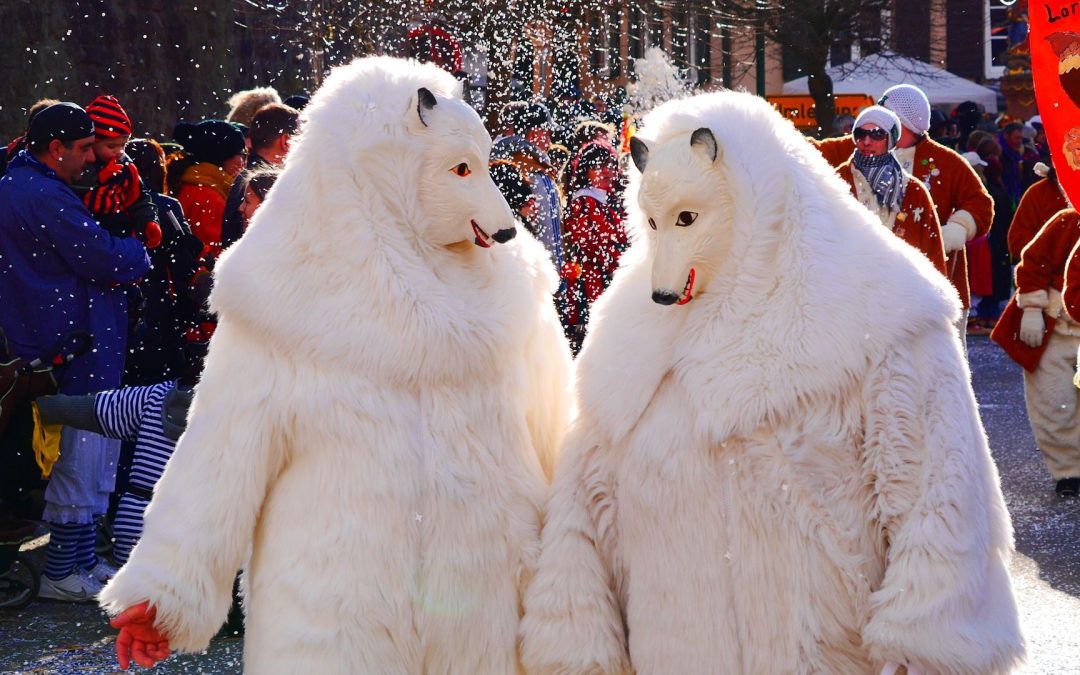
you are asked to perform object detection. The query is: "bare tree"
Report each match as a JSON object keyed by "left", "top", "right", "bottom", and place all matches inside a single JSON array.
[{"left": 713, "top": 0, "right": 891, "bottom": 137}]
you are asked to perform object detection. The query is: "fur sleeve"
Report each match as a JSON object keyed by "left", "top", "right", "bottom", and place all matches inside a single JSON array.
[
  {"left": 860, "top": 327, "right": 1025, "bottom": 674},
  {"left": 98, "top": 319, "right": 288, "bottom": 653},
  {"left": 520, "top": 426, "right": 631, "bottom": 675},
  {"left": 524, "top": 282, "right": 573, "bottom": 482}
]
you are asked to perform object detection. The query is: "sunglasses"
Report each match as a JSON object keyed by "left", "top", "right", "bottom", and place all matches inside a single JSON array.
[{"left": 854, "top": 127, "right": 889, "bottom": 142}]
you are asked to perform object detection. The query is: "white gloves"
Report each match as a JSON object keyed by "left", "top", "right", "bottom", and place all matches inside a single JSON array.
[
  {"left": 881, "top": 663, "right": 923, "bottom": 675},
  {"left": 1019, "top": 307, "right": 1046, "bottom": 348},
  {"left": 941, "top": 221, "right": 968, "bottom": 253}
]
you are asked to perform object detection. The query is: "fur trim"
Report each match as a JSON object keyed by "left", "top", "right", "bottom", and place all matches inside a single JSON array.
[
  {"left": 946, "top": 209, "right": 977, "bottom": 240},
  {"left": 1017, "top": 289, "right": 1050, "bottom": 309}
]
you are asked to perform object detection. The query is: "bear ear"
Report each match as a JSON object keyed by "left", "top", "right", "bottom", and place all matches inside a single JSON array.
[
  {"left": 630, "top": 136, "right": 650, "bottom": 172},
  {"left": 690, "top": 127, "right": 718, "bottom": 163},
  {"left": 416, "top": 87, "right": 438, "bottom": 128}
]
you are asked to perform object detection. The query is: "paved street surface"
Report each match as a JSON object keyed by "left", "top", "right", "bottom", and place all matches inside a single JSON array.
[{"left": 0, "top": 336, "right": 1077, "bottom": 673}]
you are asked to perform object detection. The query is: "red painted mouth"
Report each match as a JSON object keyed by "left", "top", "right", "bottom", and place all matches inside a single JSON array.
[
  {"left": 676, "top": 268, "right": 695, "bottom": 305},
  {"left": 472, "top": 220, "right": 492, "bottom": 248}
]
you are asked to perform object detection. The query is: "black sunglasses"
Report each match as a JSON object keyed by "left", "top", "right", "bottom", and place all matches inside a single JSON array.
[{"left": 854, "top": 127, "right": 889, "bottom": 142}]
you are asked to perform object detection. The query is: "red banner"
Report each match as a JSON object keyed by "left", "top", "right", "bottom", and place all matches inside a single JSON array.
[{"left": 1032, "top": 1, "right": 1080, "bottom": 206}]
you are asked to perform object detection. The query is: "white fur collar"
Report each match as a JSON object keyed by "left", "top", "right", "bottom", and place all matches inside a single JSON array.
[
  {"left": 576, "top": 175, "right": 960, "bottom": 447},
  {"left": 572, "top": 187, "right": 609, "bottom": 204}
]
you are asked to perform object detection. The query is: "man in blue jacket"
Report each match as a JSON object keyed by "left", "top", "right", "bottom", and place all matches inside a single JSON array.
[{"left": 0, "top": 102, "right": 150, "bottom": 601}]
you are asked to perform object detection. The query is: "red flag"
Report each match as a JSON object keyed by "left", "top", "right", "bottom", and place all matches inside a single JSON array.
[{"left": 1032, "top": 3, "right": 1080, "bottom": 205}]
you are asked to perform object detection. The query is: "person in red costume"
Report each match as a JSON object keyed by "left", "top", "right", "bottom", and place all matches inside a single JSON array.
[
  {"left": 560, "top": 142, "right": 628, "bottom": 353},
  {"left": 1009, "top": 162, "right": 1069, "bottom": 260},
  {"left": 835, "top": 105, "right": 947, "bottom": 276},
  {"left": 998, "top": 208, "right": 1080, "bottom": 498},
  {"left": 816, "top": 85, "right": 993, "bottom": 337}
]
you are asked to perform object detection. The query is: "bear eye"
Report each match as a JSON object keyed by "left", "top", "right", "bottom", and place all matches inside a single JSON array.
[
  {"left": 450, "top": 163, "right": 471, "bottom": 177},
  {"left": 676, "top": 211, "right": 698, "bottom": 227},
  {"left": 648, "top": 217, "right": 657, "bottom": 230}
]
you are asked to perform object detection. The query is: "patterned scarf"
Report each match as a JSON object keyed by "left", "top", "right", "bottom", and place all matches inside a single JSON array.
[{"left": 852, "top": 150, "right": 905, "bottom": 212}]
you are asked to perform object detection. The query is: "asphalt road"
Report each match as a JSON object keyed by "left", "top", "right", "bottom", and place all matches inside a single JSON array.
[{"left": 0, "top": 336, "right": 1077, "bottom": 673}]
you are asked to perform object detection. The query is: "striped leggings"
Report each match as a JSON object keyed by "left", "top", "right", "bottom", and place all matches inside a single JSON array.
[{"left": 112, "top": 492, "right": 151, "bottom": 565}]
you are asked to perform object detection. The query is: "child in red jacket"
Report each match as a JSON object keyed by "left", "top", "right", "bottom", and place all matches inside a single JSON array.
[{"left": 75, "top": 95, "right": 161, "bottom": 249}]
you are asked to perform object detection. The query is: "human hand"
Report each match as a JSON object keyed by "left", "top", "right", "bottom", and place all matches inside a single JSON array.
[
  {"left": 139, "top": 222, "right": 163, "bottom": 249},
  {"left": 111, "top": 601, "right": 171, "bottom": 670},
  {"left": 941, "top": 221, "right": 968, "bottom": 253},
  {"left": 1019, "top": 307, "right": 1046, "bottom": 348}
]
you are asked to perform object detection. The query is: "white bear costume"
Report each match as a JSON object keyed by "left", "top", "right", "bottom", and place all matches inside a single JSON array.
[
  {"left": 100, "top": 57, "right": 572, "bottom": 673},
  {"left": 520, "top": 92, "right": 1024, "bottom": 674}
]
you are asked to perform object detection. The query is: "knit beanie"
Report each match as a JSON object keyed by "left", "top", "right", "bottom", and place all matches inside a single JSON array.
[
  {"left": 86, "top": 95, "right": 132, "bottom": 138},
  {"left": 878, "top": 85, "right": 931, "bottom": 136},
  {"left": 173, "top": 119, "right": 246, "bottom": 166},
  {"left": 27, "top": 102, "right": 94, "bottom": 146},
  {"left": 853, "top": 106, "right": 902, "bottom": 150}
]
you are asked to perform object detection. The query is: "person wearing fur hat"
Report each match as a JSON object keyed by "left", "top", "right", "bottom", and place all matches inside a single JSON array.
[
  {"left": 836, "top": 106, "right": 947, "bottom": 276},
  {"left": 994, "top": 208, "right": 1080, "bottom": 498},
  {"left": 225, "top": 87, "right": 281, "bottom": 130},
  {"left": 170, "top": 120, "right": 247, "bottom": 258},
  {"left": 1009, "top": 161, "right": 1069, "bottom": 261}
]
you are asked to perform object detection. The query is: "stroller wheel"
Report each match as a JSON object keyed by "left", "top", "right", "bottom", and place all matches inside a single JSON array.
[{"left": 0, "top": 552, "right": 40, "bottom": 610}]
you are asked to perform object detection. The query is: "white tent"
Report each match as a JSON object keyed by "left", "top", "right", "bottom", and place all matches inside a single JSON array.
[{"left": 782, "top": 50, "right": 998, "bottom": 113}]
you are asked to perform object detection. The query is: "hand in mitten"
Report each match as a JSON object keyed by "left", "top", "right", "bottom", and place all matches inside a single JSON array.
[
  {"left": 138, "top": 221, "right": 163, "bottom": 249},
  {"left": 97, "top": 158, "right": 125, "bottom": 184},
  {"left": 1019, "top": 307, "right": 1046, "bottom": 348},
  {"left": 941, "top": 221, "right": 969, "bottom": 253},
  {"left": 111, "top": 601, "right": 171, "bottom": 670}
]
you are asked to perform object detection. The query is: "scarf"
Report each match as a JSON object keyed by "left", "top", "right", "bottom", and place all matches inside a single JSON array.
[
  {"left": 852, "top": 150, "right": 905, "bottom": 212},
  {"left": 180, "top": 162, "right": 234, "bottom": 201}
]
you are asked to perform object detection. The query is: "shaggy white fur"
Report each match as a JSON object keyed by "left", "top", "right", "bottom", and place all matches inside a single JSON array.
[
  {"left": 99, "top": 56, "right": 572, "bottom": 673},
  {"left": 520, "top": 91, "right": 1025, "bottom": 674}
]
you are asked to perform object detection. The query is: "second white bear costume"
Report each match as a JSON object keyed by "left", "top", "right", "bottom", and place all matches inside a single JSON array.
[{"left": 521, "top": 92, "right": 1024, "bottom": 674}]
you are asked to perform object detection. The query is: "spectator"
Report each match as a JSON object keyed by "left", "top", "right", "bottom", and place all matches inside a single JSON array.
[
  {"left": 236, "top": 167, "right": 281, "bottom": 228},
  {"left": 0, "top": 97, "right": 59, "bottom": 176},
  {"left": 283, "top": 94, "right": 309, "bottom": 110},
  {"left": 0, "top": 102, "right": 150, "bottom": 601},
  {"left": 971, "top": 137, "right": 1014, "bottom": 325},
  {"left": 170, "top": 120, "right": 247, "bottom": 257},
  {"left": 225, "top": 86, "right": 281, "bottom": 129},
  {"left": 73, "top": 96, "right": 161, "bottom": 249},
  {"left": 220, "top": 103, "right": 298, "bottom": 249},
  {"left": 560, "top": 142, "right": 628, "bottom": 353},
  {"left": 999, "top": 121, "right": 1037, "bottom": 206},
  {"left": 491, "top": 102, "right": 564, "bottom": 273},
  {"left": 490, "top": 161, "right": 538, "bottom": 223},
  {"left": 835, "top": 106, "right": 946, "bottom": 276},
  {"left": 33, "top": 341, "right": 202, "bottom": 565},
  {"left": 124, "top": 138, "right": 205, "bottom": 385}
]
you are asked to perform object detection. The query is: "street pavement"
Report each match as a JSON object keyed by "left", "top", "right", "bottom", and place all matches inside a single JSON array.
[{"left": 0, "top": 336, "right": 1077, "bottom": 673}]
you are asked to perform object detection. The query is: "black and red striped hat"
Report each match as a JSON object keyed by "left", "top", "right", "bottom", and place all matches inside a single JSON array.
[{"left": 86, "top": 95, "right": 132, "bottom": 138}]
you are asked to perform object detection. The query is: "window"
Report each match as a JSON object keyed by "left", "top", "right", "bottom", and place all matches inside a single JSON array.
[
  {"left": 693, "top": 11, "right": 712, "bottom": 86},
  {"left": 609, "top": 9, "right": 623, "bottom": 78},
  {"left": 629, "top": 6, "right": 645, "bottom": 61},
  {"left": 985, "top": 0, "right": 1009, "bottom": 79}
]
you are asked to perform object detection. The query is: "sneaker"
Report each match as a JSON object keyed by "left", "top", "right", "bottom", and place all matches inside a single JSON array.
[
  {"left": 1055, "top": 477, "right": 1080, "bottom": 498},
  {"left": 38, "top": 571, "right": 102, "bottom": 602},
  {"left": 84, "top": 559, "right": 118, "bottom": 584}
]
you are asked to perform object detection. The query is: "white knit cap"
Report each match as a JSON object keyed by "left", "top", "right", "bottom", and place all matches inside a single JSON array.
[
  {"left": 853, "top": 105, "right": 902, "bottom": 150},
  {"left": 878, "top": 84, "right": 931, "bottom": 136}
]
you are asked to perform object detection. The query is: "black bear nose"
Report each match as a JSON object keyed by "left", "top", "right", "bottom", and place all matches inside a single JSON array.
[
  {"left": 492, "top": 227, "right": 517, "bottom": 243},
  {"left": 652, "top": 291, "right": 679, "bottom": 305}
]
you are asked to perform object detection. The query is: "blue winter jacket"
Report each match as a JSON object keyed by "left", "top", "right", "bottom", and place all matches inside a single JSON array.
[{"left": 0, "top": 151, "right": 150, "bottom": 394}]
